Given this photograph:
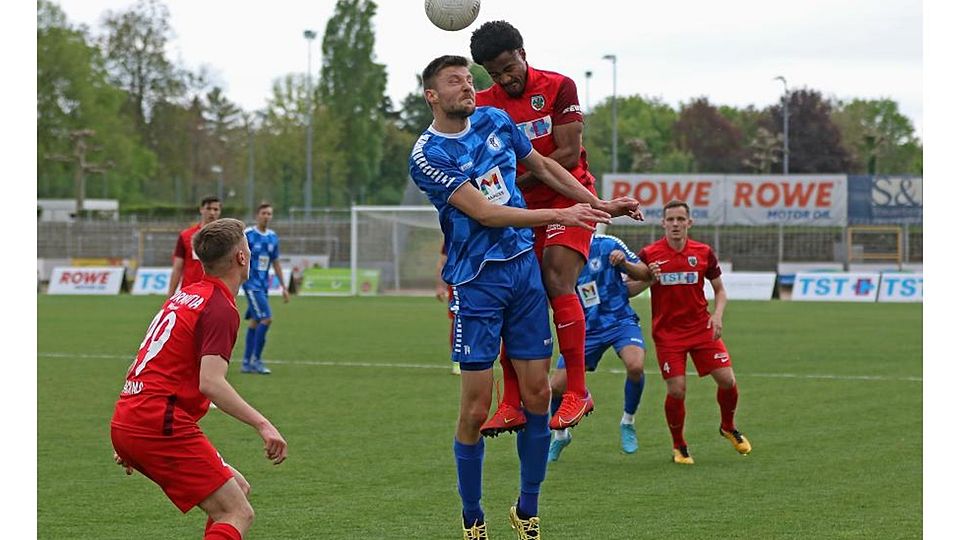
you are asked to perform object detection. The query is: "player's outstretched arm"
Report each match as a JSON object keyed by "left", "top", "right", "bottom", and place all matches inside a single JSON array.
[
  {"left": 609, "top": 249, "right": 657, "bottom": 282},
  {"left": 448, "top": 182, "right": 610, "bottom": 230},
  {"left": 519, "top": 149, "right": 642, "bottom": 219},
  {"left": 199, "top": 355, "right": 288, "bottom": 464},
  {"left": 625, "top": 279, "right": 652, "bottom": 298}
]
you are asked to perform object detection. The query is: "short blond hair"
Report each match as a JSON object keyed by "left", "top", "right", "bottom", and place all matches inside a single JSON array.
[{"left": 192, "top": 218, "right": 245, "bottom": 273}]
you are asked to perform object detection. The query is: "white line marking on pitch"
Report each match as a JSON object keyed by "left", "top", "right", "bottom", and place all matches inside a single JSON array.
[{"left": 37, "top": 352, "right": 922, "bottom": 382}]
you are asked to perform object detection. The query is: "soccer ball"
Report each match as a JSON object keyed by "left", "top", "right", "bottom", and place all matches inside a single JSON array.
[{"left": 424, "top": 0, "right": 481, "bottom": 32}]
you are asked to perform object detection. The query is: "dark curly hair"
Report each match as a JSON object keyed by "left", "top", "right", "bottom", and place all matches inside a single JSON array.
[{"left": 469, "top": 20, "right": 524, "bottom": 65}]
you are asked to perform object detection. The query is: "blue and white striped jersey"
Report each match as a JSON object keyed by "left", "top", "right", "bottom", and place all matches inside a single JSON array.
[
  {"left": 577, "top": 234, "right": 641, "bottom": 331},
  {"left": 409, "top": 106, "right": 534, "bottom": 286},
  {"left": 243, "top": 227, "right": 279, "bottom": 291}
]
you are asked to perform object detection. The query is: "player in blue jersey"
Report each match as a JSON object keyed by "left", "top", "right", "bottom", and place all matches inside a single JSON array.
[
  {"left": 241, "top": 203, "right": 290, "bottom": 374},
  {"left": 546, "top": 232, "right": 657, "bottom": 462},
  {"left": 409, "top": 55, "right": 636, "bottom": 540}
]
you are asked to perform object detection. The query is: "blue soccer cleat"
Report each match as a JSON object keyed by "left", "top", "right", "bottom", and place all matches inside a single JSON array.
[
  {"left": 547, "top": 432, "right": 572, "bottom": 462},
  {"left": 620, "top": 423, "right": 638, "bottom": 454}
]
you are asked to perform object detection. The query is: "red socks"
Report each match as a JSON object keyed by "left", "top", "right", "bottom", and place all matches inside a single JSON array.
[
  {"left": 664, "top": 394, "right": 687, "bottom": 448},
  {"left": 498, "top": 343, "right": 522, "bottom": 409},
  {"left": 717, "top": 385, "right": 739, "bottom": 432},
  {"left": 551, "top": 294, "right": 586, "bottom": 397},
  {"left": 204, "top": 522, "right": 241, "bottom": 540}
]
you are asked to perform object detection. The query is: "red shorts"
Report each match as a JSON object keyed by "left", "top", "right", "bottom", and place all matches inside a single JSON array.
[
  {"left": 111, "top": 426, "right": 234, "bottom": 513},
  {"left": 530, "top": 189, "right": 598, "bottom": 262},
  {"left": 655, "top": 338, "right": 731, "bottom": 379}
]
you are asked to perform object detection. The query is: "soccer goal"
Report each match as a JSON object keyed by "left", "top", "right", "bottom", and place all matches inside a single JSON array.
[{"left": 349, "top": 205, "right": 442, "bottom": 296}]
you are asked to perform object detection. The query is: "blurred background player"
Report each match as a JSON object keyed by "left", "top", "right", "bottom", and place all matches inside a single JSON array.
[
  {"left": 241, "top": 203, "right": 289, "bottom": 375},
  {"left": 111, "top": 218, "right": 287, "bottom": 540},
  {"left": 168, "top": 195, "right": 222, "bottom": 297},
  {"left": 547, "top": 232, "right": 656, "bottom": 462},
  {"left": 470, "top": 21, "right": 642, "bottom": 434},
  {"left": 629, "top": 199, "right": 752, "bottom": 465},
  {"left": 436, "top": 244, "right": 461, "bottom": 375},
  {"left": 409, "top": 54, "right": 611, "bottom": 540}
]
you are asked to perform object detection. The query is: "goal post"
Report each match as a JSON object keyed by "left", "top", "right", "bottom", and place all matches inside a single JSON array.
[{"left": 349, "top": 205, "right": 442, "bottom": 296}]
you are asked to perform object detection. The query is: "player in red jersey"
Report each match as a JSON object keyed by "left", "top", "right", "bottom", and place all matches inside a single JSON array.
[
  {"left": 627, "top": 199, "right": 752, "bottom": 464},
  {"left": 111, "top": 218, "right": 288, "bottom": 540},
  {"left": 168, "top": 195, "right": 222, "bottom": 297},
  {"left": 470, "top": 21, "right": 642, "bottom": 433}
]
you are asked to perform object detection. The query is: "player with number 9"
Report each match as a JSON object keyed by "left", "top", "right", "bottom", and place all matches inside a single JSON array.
[{"left": 110, "top": 218, "right": 287, "bottom": 540}]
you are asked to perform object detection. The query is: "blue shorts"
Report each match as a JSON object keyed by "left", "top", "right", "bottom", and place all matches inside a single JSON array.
[
  {"left": 557, "top": 321, "right": 645, "bottom": 371},
  {"left": 450, "top": 251, "right": 553, "bottom": 371},
  {"left": 243, "top": 288, "right": 271, "bottom": 321}
]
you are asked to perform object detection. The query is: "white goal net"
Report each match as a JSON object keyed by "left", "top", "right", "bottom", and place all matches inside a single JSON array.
[{"left": 349, "top": 205, "right": 442, "bottom": 295}]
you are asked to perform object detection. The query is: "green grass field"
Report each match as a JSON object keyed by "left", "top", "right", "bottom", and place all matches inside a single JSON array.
[{"left": 37, "top": 295, "right": 922, "bottom": 539}]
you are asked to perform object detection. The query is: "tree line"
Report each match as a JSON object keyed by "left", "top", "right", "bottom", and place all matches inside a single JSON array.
[{"left": 37, "top": 0, "right": 922, "bottom": 218}]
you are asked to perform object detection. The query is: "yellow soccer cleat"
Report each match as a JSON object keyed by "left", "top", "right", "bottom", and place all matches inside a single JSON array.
[
  {"left": 720, "top": 427, "right": 752, "bottom": 455},
  {"left": 672, "top": 445, "right": 695, "bottom": 465},
  {"left": 462, "top": 519, "right": 488, "bottom": 540},
  {"left": 509, "top": 506, "right": 541, "bottom": 539}
]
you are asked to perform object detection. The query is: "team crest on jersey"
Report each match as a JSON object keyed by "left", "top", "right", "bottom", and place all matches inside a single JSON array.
[
  {"left": 589, "top": 257, "right": 602, "bottom": 272},
  {"left": 530, "top": 94, "right": 546, "bottom": 111},
  {"left": 688, "top": 256, "right": 698, "bottom": 267},
  {"left": 486, "top": 132, "right": 503, "bottom": 152}
]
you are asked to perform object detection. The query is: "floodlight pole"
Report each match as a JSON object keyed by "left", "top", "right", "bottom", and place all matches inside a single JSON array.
[
  {"left": 304, "top": 29, "right": 317, "bottom": 217},
  {"left": 603, "top": 54, "right": 618, "bottom": 173},
  {"left": 775, "top": 76, "right": 789, "bottom": 174}
]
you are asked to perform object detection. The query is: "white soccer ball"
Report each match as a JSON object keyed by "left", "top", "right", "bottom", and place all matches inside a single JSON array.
[{"left": 424, "top": 0, "right": 481, "bottom": 32}]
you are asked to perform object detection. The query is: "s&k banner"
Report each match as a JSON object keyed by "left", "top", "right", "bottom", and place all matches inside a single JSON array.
[{"left": 847, "top": 175, "right": 922, "bottom": 225}]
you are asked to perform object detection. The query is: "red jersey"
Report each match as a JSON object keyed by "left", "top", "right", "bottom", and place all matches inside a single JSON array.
[
  {"left": 174, "top": 223, "right": 205, "bottom": 288},
  {"left": 111, "top": 276, "right": 239, "bottom": 436},
  {"left": 476, "top": 65, "right": 593, "bottom": 208},
  {"left": 639, "top": 238, "right": 722, "bottom": 347}
]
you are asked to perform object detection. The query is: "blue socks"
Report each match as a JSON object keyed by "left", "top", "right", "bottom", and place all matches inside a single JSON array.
[
  {"left": 253, "top": 323, "right": 270, "bottom": 363},
  {"left": 454, "top": 438, "right": 485, "bottom": 525},
  {"left": 242, "top": 327, "right": 256, "bottom": 365},
  {"left": 624, "top": 373, "right": 645, "bottom": 415},
  {"left": 516, "top": 410, "right": 549, "bottom": 517}
]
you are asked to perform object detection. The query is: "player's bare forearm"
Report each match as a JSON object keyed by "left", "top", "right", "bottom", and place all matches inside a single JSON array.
[
  {"left": 621, "top": 261, "right": 654, "bottom": 282},
  {"left": 199, "top": 356, "right": 271, "bottom": 430},
  {"left": 515, "top": 170, "right": 539, "bottom": 190},
  {"left": 625, "top": 279, "right": 651, "bottom": 297},
  {"left": 272, "top": 261, "right": 290, "bottom": 302}
]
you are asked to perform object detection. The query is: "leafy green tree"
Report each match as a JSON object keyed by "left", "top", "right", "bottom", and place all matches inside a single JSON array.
[
  {"left": 584, "top": 95, "right": 683, "bottom": 173},
  {"left": 832, "top": 98, "right": 922, "bottom": 174},
  {"left": 100, "top": 0, "right": 184, "bottom": 135},
  {"left": 37, "top": 0, "right": 155, "bottom": 202},
  {"left": 319, "top": 0, "right": 387, "bottom": 205}
]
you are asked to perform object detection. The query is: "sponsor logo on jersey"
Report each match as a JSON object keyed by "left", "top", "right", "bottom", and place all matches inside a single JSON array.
[
  {"left": 476, "top": 166, "right": 510, "bottom": 205},
  {"left": 530, "top": 94, "right": 546, "bottom": 111},
  {"left": 486, "top": 132, "right": 503, "bottom": 152},
  {"left": 688, "top": 256, "right": 698, "bottom": 267},
  {"left": 561, "top": 104, "right": 582, "bottom": 115},
  {"left": 659, "top": 272, "right": 699, "bottom": 285},
  {"left": 459, "top": 160, "right": 474, "bottom": 171},
  {"left": 545, "top": 223, "right": 565, "bottom": 239},
  {"left": 715, "top": 352, "right": 729, "bottom": 362},
  {"left": 517, "top": 115, "right": 553, "bottom": 140}
]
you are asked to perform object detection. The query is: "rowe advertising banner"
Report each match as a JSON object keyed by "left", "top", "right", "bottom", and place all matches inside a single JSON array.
[
  {"left": 48, "top": 267, "right": 125, "bottom": 295},
  {"left": 604, "top": 174, "right": 725, "bottom": 225},
  {"left": 603, "top": 174, "right": 847, "bottom": 226},
  {"left": 133, "top": 267, "right": 293, "bottom": 296},
  {"left": 847, "top": 175, "right": 922, "bottom": 225}
]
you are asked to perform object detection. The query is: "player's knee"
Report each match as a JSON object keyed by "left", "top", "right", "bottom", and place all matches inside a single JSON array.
[
  {"left": 459, "top": 406, "right": 489, "bottom": 431},
  {"left": 520, "top": 382, "right": 551, "bottom": 410},
  {"left": 626, "top": 363, "right": 645, "bottom": 381},
  {"left": 666, "top": 384, "right": 686, "bottom": 400}
]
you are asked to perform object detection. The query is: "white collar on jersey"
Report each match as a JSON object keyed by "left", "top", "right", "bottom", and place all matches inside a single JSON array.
[{"left": 428, "top": 118, "right": 472, "bottom": 139}]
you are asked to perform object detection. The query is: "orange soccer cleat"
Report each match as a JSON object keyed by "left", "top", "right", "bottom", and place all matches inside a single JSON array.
[
  {"left": 548, "top": 391, "right": 594, "bottom": 430},
  {"left": 480, "top": 401, "right": 527, "bottom": 437}
]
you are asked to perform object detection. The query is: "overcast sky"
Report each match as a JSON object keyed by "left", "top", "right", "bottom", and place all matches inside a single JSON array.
[{"left": 54, "top": 0, "right": 923, "bottom": 136}]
